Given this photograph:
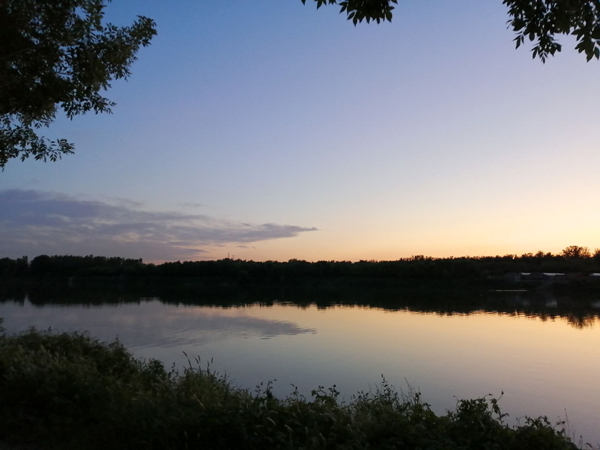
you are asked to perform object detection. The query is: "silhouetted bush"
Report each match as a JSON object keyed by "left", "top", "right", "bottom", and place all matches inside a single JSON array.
[{"left": 0, "top": 327, "right": 580, "bottom": 450}]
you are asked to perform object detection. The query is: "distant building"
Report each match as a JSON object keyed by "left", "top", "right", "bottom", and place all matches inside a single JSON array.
[
  {"left": 505, "top": 272, "right": 600, "bottom": 282},
  {"left": 521, "top": 273, "right": 565, "bottom": 281}
]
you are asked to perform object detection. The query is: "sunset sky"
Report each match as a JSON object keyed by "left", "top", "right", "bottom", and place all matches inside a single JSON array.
[{"left": 2, "top": 0, "right": 600, "bottom": 263}]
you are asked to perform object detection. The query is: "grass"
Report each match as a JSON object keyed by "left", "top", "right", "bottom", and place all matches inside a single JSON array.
[{"left": 0, "top": 324, "right": 582, "bottom": 450}]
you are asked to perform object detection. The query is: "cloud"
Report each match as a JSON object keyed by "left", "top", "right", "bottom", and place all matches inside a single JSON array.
[
  {"left": 0, "top": 190, "right": 317, "bottom": 261},
  {"left": 179, "top": 202, "right": 205, "bottom": 208}
]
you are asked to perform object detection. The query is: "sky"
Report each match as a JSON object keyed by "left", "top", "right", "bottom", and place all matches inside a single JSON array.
[{"left": 2, "top": 0, "right": 600, "bottom": 263}]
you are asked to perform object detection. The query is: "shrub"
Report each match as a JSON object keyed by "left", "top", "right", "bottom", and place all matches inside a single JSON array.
[{"left": 0, "top": 328, "right": 580, "bottom": 450}]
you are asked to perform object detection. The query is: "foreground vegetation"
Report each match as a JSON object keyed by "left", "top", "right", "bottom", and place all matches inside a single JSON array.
[{"left": 0, "top": 326, "right": 581, "bottom": 450}]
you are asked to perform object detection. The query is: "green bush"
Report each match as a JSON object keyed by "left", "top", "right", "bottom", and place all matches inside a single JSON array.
[{"left": 0, "top": 327, "right": 580, "bottom": 450}]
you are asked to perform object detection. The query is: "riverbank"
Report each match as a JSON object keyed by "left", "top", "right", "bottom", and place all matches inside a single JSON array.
[{"left": 0, "top": 326, "right": 582, "bottom": 450}]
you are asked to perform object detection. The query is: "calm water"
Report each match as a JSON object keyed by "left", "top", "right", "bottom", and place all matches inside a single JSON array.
[{"left": 1, "top": 287, "right": 599, "bottom": 445}]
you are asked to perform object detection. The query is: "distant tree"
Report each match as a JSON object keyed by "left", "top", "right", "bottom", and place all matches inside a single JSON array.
[
  {"left": 29, "top": 254, "right": 53, "bottom": 276},
  {"left": 561, "top": 245, "right": 591, "bottom": 259},
  {"left": 0, "top": 256, "right": 28, "bottom": 277},
  {"left": 302, "top": 0, "right": 600, "bottom": 62},
  {"left": 0, "top": 0, "right": 156, "bottom": 168}
]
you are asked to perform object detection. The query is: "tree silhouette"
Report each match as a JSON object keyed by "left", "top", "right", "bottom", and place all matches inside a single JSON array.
[
  {"left": 303, "top": 0, "right": 600, "bottom": 62},
  {"left": 0, "top": 0, "right": 156, "bottom": 168}
]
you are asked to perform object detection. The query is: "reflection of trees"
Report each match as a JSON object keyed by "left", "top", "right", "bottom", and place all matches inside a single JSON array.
[
  {"left": 565, "top": 313, "right": 600, "bottom": 329},
  {"left": 2, "top": 283, "right": 599, "bottom": 330}
]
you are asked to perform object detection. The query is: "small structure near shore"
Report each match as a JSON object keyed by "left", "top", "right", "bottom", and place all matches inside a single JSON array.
[{"left": 503, "top": 272, "right": 600, "bottom": 282}]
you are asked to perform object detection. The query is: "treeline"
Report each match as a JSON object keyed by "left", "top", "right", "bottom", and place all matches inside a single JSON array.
[
  {"left": 2, "top": 246, "right": 600, "bottom": 282},
  {"left": 0, "top": 255, "right": 143, "bottom": 278}
]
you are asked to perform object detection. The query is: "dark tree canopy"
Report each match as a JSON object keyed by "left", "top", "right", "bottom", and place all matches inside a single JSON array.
[
  {"left": 0, "top": 0, "right": 156, "bottom": 168},
  {"left": 303, "top": 0, "right": 600, "bottom": 62}
]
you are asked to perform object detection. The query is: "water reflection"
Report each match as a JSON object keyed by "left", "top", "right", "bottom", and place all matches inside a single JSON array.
[
  {"left": 2, "top": 283, "right": 600, "bottom": 329},
  {"left": 0, "top": 299, "right": 316, "bottom": 349}
]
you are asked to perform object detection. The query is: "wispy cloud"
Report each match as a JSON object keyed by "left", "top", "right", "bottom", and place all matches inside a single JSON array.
[
  {"left": 0, "top": 190, "right": 317, "bottom": 261},
  {"left": 179, "top": 202, "right": 205, "bottom": 208}
]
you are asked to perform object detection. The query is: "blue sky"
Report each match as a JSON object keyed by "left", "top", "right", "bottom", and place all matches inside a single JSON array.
[{"left": 2, "top": 0, "right": 600, "bottom": 262}]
